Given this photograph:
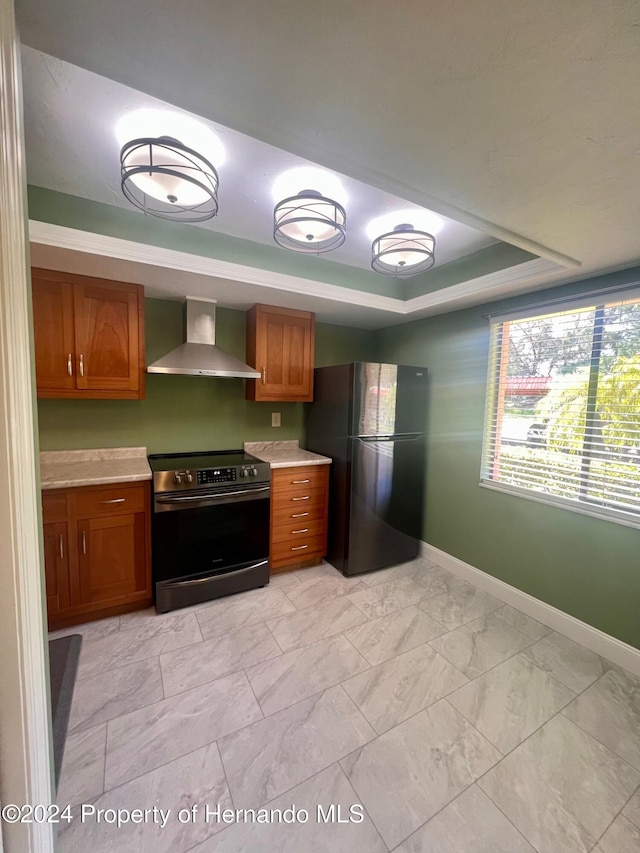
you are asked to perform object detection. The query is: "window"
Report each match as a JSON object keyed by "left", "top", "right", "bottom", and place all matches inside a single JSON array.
[{"left": 481, "top": 290, "right": 640, "bottom": 526}]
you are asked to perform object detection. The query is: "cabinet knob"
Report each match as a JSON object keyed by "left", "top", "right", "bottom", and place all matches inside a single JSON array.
[
  {"left": 79, "top": 353, "right": 84, "bottom": 377},
  {"left": 59, "top": 534, "right": 64, "bottom": 559},
  {"left": 82, "top": 530, "right": 87, "bottom": 555},
  {"left": 261, "top": 366, "right": 266, "bottom": 384},
  {"left": 67, "top": 353, "right": 73, "bottom": 376}
]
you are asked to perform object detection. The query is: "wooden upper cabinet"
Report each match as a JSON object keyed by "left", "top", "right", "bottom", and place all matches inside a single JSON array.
[
  {"left": 32, "top": 268, "right": 145, "bottom": 399},
  {"left": 74, "top": 281, "right": 141, "bottom": 393},
  {"left": 246, "top": 304, "right": 315, "bottom": 402},
  {"left": 32, "top": 278, "right": 76, "bottom": 392}
]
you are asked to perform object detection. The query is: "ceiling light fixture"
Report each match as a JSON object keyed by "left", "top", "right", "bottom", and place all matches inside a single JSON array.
[
  {"left": 371, "top": 223, "right": 436, "bottom": 276},
  {"left": 273, "top": 189, "right": 346, "bottom": 253},
  {"left": 272, "top": 167, "right": 347, "bottom": 254},
  {"left": 120, "top": 136, "right": 219, "bottom": 222},
  {"left": 116, "top": 109, "right": 225, "bottom": 223}
]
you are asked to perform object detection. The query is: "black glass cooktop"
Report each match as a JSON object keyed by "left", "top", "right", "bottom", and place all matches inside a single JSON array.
[{"left": 148, "top": 450, "right": 259, "bottom": 472}]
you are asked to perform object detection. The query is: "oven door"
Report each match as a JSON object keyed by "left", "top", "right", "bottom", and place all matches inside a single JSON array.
[{"left": 152, "top": 483, "right": 270, "bottom": 587}]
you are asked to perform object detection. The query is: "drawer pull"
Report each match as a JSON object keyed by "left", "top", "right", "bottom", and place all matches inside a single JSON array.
[
  {"left": 291, "top": 495, "right": 310, "bottom": 502},
  {"left": 291, "top": 528, "right": 309, "bottom": 534},
  {"left": 292, "top": 479, "right": 310, "bottom": 484},
  {"left": 100, "top": 498, "right": 126, "bottom": 504},
  {"left": 79, "top": 353, "right": 84, "bottom": 377},
  {"left": 261, "top": 366, "right": 266, "bottom": 384},
  {"left": 291, "top": 512, "right": 309, "bottom": 518},
  {"left": 291, "top": 544, "right": 309, "bottom": 551},
  {"left": 59, "top": 535, "right": 64, "bottom": 559},
  {"left": 82, "top": 530, "right": 87, "bottom": 555},
  {"left": 67, "top": 353, "right": 73, "bottom": 376}
]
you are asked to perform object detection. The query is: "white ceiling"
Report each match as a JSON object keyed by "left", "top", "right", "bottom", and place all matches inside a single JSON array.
[{"left": 15, "top": 0, "right": 640, "bottom": 324}]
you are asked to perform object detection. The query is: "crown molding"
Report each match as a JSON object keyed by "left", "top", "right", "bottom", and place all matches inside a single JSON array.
[
  {"left": 29, "top": 220, "right": 566, "bottom": 318},
  {"left": 405, "top": 257, "right": 563, "bottom": 313},
  {"left": 28, "top": 220, "right": 406, "bottom": 313}
]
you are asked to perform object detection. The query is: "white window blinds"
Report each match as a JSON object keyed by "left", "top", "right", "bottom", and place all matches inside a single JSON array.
[{"left": 481, "top": 291, "right": 640, "bottom": 524}]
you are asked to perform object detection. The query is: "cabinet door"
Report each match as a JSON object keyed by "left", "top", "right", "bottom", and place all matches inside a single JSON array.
[
  {"left": 43, "top": 521, "right": 72, "bottom": 619},
  {"left": 74, "top": 281, "right": 141, "bottom": 393},
  {"left": 32, "top": 277, "right": 76, "bottom": 393},
  {"left": 77, "top": 512, "right": 148, "bottom": 607},
  {"left": 248, "top": 305, "right": 314, "bottom": 401}
]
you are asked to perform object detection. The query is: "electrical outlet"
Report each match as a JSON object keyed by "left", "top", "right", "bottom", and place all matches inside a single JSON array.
[{"left": 271, "top": 412, "right": 281, "bottom": 427}]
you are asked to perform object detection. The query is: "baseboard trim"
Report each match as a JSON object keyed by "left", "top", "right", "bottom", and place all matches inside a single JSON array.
[{"left": 420, "top": 542, "right": 640, "bottom": 678}]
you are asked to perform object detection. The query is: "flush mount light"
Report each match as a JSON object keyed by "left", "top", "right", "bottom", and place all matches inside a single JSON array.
[
  {"left": 273, "top": 190, "right": 347, "bottom": 253},
  {"left": 272, "top": 167, "right": 347, "bottom": 254},
  {"left": 371, "top": 223, "right": 436, "bottom": 276},
  {"left": 116, "top": 109, "right": 225, "bottom": 222},
  {"left": 120, "top": 136, "right": 219, "bottom": 221}
]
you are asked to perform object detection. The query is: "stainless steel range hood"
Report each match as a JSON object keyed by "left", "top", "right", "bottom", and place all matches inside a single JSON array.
[{"left": 147, "top": 297, "right": 261, "bottom": 378}]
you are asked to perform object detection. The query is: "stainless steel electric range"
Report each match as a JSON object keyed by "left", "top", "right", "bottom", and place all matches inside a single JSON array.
[{"left": 148, "top": 450, "right": 271, "bottom": 613}]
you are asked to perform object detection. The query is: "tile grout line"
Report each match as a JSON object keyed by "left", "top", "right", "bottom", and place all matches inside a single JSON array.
[
  {"left": 241, "top": 665, "right": 269, "bottom": 719},
  {"left": 212, "top": 739, "right": 237, "bottom": 813},
  {"left": 263, "top": 619, "right": 286, "bottom": 653}
]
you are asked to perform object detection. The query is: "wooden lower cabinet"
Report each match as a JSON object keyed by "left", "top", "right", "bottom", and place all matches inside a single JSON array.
[
  {"left": 43, "top": 482, "right": 151, "bottom": 629},
  {"left": 43, "top": 521, "right": 72, "bottom": 615},
  {"left": 270, "top": 464, "right": 329, "bottom": 572}
]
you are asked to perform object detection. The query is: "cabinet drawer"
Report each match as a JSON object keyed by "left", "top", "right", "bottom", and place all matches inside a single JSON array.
[
  {"left": 271, "top": 534, "right": 326, "bottom": 564},
  {"left": 271, "top": 485, "right": 326, "bottom": 511},
  {"left": 76, "top": 484, "right": 146, "bottom": 518},
  {"left": 272, "top": 502, "right": 326, "bottom": 526},
  {"left": 272, "top": 517, "right": 326, "bottom": 544},
  {"left": 42, "top": 491, "right": 69, "bottom": 524},
  {"left": 272, "top": 466, "right": 327, "bottom": 489}
]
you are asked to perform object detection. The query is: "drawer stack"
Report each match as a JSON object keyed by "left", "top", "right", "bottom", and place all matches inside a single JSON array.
[{"left": 270, "top": 464, "right": 329, "bottom": 571}]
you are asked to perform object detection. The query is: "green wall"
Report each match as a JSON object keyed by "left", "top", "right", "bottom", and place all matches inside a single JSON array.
[
  {"left": 37, "top": 299, "right": 376, "bottom": 454},
  {"left": 377, "top": 267, "right": 640, "bottom": 648},
  {"left": 28, "top": 187, "right": 540, "bottom": 302}
]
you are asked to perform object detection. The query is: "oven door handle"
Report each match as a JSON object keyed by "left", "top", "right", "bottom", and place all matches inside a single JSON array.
[
  {"left": 156, "top": 485, "right": 270, "bottom": 505},
  {"left": 159, "top": 560, "right": 269, "bottom": 589}
]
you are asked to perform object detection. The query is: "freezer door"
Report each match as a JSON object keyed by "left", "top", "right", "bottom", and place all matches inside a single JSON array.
[
  {"left": 352, "top": 362, "right": 428, "bottom": 436},
  {"left": 346, "top": 433, "right": 426, "bottom": 576}
]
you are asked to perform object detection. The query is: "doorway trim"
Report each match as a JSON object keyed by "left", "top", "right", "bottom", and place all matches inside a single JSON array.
[{"left": 0, "top": 2, "right": 55, "bottom": 851}]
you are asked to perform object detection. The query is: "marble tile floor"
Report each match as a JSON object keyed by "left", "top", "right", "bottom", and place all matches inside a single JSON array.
[{"left": 51, "top": 557, "right": 640, "bottom": 852}]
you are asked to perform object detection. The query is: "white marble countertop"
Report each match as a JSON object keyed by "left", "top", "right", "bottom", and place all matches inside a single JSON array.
[
  {"left": 40, "top": 447, "right": 151, "bottom": 490},
  {"left": 244, "top": 440, "right": 331, "bottom": 469}
]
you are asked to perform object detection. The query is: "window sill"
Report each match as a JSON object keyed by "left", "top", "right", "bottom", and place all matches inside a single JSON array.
[{"left": 479, "top": 479, "right": 640, "bottom": 531}]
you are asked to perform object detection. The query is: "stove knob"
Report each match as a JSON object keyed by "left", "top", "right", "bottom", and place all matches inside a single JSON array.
[
  {"left": 251, "top": 467, "right": 258, "bottom": 476},
  {"left": 186, "top": 471, "right": 193, "bottom": 483},
  {"left": 174, "top": 473, "right": 182, "bottom": 485},
  {"left": 240, "top": 469, "right": 247, "bottom": 478}
]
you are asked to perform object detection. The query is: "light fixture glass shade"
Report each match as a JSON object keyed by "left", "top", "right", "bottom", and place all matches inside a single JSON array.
[
  {"left": 371, "top": 224, "right": 435, "bottom": 276},
  {"left": 273, "top": 190, "right": 346, "bottom": 253},
  {"left": 120, "top": 136, "right": 219, "bottom": 222}
]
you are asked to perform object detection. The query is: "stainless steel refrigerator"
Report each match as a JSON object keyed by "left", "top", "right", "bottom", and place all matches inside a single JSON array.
[{"left": 307, "top": 362, "right": 428, "bottom": 576}]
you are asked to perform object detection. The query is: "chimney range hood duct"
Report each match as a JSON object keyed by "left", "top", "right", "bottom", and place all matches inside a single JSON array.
[{"left": 147, "top": 297, "right": 261, "bottom": 378}]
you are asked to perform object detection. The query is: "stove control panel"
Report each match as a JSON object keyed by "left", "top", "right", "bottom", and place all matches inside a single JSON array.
[{"left": 197, "top": 467, "right": 237, "bottom": 485}]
